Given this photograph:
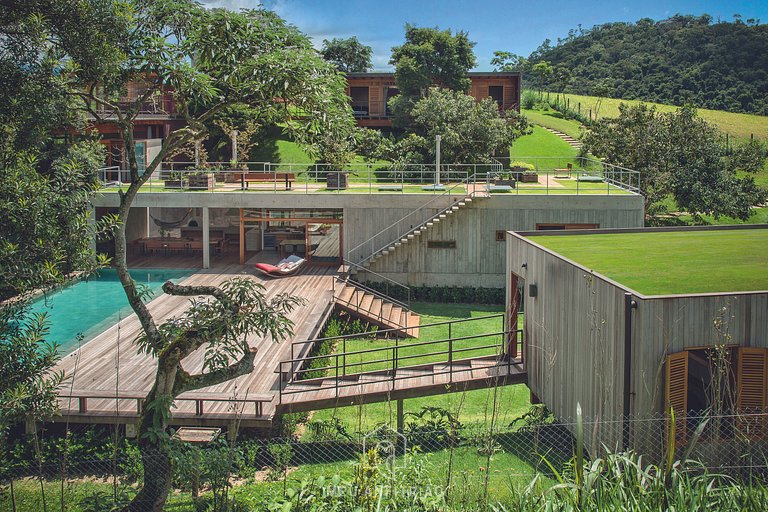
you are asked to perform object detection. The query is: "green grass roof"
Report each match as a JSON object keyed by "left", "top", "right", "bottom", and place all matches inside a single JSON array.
[{"left": 531, "top": 229, "right": 768, "bottom": 295}]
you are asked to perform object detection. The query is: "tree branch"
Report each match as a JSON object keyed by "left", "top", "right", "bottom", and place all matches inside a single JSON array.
[{"left": 173, "top": 347, "right": 258, "bottom": 395}]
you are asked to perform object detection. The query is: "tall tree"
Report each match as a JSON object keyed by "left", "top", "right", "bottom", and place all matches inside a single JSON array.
[
  {"left": 320, "top": 36, "right": 373, "bottom": 72},
  {"left": 399, "top": 87, "right": 528, "bottom": 164},
  {"left": 389, "top": 25, "right": 476, "bottom": 129},
  {"left": 583, "top": 104, "right": 765, "bottom": 220},
  {"left": 490, "top": 51, "right": 528, "bottom": 72},
  {"left": 19, "top": 1, "right": 355, "bottom": 509}
]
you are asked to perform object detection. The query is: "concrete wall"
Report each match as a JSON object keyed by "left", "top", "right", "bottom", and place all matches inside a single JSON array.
[
  {"left": 93, "top": 192, "right": 644, "bottom": 288},
  {"left": 366, "top": 195, "right": 644, "bottom": 287}
]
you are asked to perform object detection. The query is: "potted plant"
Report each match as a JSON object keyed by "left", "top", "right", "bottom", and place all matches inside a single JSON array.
[
  {"left": 326, "top": 170, "right": 349, "bottom": 190},
  {"left": 187, "top": 170, "right": 215, "bottom": 190},
  {"left": 509, "top": 161, "right": 538, "bottom": 183}
]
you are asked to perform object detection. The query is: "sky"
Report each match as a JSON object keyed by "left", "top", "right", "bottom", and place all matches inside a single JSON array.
[{"left": 202, "top": 0, "right": 768, "bottom": 70}]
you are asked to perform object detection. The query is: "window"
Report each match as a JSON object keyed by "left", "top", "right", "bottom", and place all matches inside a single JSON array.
[
  {"left": 350, "top": 87, "right": 369, "bottom": 116},
  {"left": 496, "top": 230, "right": 506, "bottom": 241},
  {"left": 536, "top": 223, "right": 599, "bottom": 231},
  {"left": 427, "top": 240, "right": 456, "bottom": 249},
  {"left": 665, "top": 347, "right": 767, "bottom": 447},
  {"left": 488, "top": 86, "right": 504, "bottom": 108}
]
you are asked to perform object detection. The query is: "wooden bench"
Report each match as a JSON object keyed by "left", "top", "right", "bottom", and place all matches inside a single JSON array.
[
  {"left": 240, "top": 172, "right": 295, "bottom": 190},
  {"left": 65, "top": 389, "right": 273, "bottom": 417}
]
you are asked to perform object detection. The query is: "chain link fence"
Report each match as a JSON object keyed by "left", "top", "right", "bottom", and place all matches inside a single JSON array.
[{"left": 2, "top": 411, "right": 768, "bottom": 511}]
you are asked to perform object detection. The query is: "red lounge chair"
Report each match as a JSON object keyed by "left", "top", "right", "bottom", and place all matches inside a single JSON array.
[{"left": 255, "top": 256, "right": 306, "bottom": 277}]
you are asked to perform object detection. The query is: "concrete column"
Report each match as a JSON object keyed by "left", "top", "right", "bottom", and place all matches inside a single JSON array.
[{"left": 202, "top": 207, "right": 210, "bottom": 269}]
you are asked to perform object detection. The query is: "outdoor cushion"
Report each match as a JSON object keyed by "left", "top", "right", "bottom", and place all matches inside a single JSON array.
[{"left": 255, "top": 263, "right": 280, "bottom": 273}]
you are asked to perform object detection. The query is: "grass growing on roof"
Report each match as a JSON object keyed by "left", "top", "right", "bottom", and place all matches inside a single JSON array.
[{"left": 532, "top": 229, "right": 768, "bottom": 295}]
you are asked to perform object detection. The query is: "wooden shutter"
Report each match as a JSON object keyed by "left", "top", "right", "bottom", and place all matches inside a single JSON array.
[
  {"left": 665, "top": 351, "right": 689, "bottom": 448},
  {"left": 736, "top": 348, "right": 768, "bottom": 438}
]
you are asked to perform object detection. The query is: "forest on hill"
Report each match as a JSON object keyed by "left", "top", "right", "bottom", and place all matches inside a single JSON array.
[{"left": 503, "top": 15, "right": 768, "bottom": 115}]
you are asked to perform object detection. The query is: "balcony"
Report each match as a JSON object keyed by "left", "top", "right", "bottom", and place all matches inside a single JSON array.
[{"left": 89, "top": 94, "right": 177, "bottom": 120}]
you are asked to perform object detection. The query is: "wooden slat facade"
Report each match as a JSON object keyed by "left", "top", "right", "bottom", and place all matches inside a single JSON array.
[
  {"left": 506, "top": 228, "right": 768, "bottom": 453},
  {"left": 345, "top": 72, "right": 522, "bottom": 128}
]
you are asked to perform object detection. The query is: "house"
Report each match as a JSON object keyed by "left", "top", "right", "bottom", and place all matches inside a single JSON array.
[
  {"left": 346, "top": 71, "right": 522, "bottom": 128},
  {"left": 86, "top": 79, "right": 186, "bottom": 173},
  {"left": 505, "top": 225, "right": 768, "bottom": 454}
]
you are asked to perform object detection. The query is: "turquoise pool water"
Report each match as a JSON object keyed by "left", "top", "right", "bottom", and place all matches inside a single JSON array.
[{"left": 29, "top": 268, "right": 194, "bottom": 354}]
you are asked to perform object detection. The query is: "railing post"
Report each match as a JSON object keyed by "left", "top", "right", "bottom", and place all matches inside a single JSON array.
[
  {"left": 335, "top": 354, "right": 339, "bottom": 398},
  {"left": 392, "top": 339, "right": 398, "bottom": 391},
  {"left": 343, "top": 338, "right": 346, "bottom": 376},
  {"left": 448, "top": 334, "right": 453, "bottom": 383}
]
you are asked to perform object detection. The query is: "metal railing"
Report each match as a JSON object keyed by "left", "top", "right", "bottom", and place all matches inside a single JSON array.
[
  {"left": 333, "top": 260, "right": 411, "bottom": 310},
  {"left": 347, "top": 174, "right": 477, "bottom": 265},
  {"left": 276, "top": 313, "right": 523, "bottom": 404},
  {"left": 95, "top": 157, "right": 640, "bottom": 196}
]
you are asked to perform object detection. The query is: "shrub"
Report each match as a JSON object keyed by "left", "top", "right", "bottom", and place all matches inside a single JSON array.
[{"left": 521, "top": 90, "right": 537, "bottom": 110}]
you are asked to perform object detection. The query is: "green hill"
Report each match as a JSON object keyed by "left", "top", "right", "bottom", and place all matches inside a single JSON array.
[
  {"left": 530, "top": 92, "right": 768, "bottom": 142},
  {"left": 521, "top": 15, "right": 768, "bottom": 115}
]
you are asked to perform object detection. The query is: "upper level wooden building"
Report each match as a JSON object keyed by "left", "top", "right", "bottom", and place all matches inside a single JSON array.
[
  {"left": 87, "top": 80, "right": 185, "bottom": 172},
  {"left": 346, "top": 71, "right": 522, "bottom": 128}
]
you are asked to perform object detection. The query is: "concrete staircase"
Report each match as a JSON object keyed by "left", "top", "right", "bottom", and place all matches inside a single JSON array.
[
  {"left": 362, "top": 196, "right": 475, "bottom": 269},
  {"left": 544, "top": 127, "right": 583, "bottom": 150},
  {"left": 334, "top": 281, "right": 420, "bottom": 337}
]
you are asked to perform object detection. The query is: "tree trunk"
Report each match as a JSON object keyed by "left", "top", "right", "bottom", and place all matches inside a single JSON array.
[{"left": 122, "top": 367, "right": 177, "bottom": 512}]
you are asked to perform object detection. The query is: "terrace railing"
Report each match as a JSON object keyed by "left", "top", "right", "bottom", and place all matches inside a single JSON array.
[
  {"left": 96, "top": 157, "right": 639, "bottom": 196},
  {"left": 276, "top": 313, "right": 523, "bottom": 403}
]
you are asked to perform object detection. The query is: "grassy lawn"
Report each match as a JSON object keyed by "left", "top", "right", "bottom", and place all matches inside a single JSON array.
[
  {"left": 509, "top": 125, "right": 579, "bottom": 166},
  {"left": 678, "top": 207, "right": 768, "bottom": 226},
  {"left": 522, "top": 108, "right": 584, "bottom": 139},
  {"left": 532, "top": 229, "right": 768, "bottom": 295},
  {"left": 308, "top": 302, "right": 531, "bottom": 431},
  {"left": 541, "top": 92, "right": 768, "bottom": 142}
]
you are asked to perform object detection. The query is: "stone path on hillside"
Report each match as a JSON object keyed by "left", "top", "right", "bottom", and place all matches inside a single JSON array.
[{"left": 545, "top": 127, "right": 583, "bottom": 151}]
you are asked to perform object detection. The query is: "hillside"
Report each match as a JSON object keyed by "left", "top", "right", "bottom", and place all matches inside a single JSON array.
[
  {"left": 532, "top": 92, "right": 768, "bottom": 142},
  {"left": 524, "top": 15, "right": 768, "bottom": 115}
]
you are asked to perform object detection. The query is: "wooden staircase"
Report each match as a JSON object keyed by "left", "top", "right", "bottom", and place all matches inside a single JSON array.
[
  {"left": 334, "top": 281, "right": 420, "bottom": 337},
  {"left": 362, "top": 195, "right": 476, "bottom": 268}
]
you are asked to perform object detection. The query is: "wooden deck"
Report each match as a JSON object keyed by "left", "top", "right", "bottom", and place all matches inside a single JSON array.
[
  {"left": 277, "top": 355, "right": 527, "bottom": 413},
  {"left": 54, "top": 259, "right": 337, "bottom": 428}
]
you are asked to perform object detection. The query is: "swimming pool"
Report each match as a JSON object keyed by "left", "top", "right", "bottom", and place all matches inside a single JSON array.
[{"left": 28, "top": 268, "right": 194, "bottom": 354}]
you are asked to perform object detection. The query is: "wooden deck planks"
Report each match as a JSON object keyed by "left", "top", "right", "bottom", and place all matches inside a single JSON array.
[
  {"left": 278, "top": 357, "right": 527, "bottom": 412},
  {"left": 55, "top": 262, "right": 337, "bottom": 427}
]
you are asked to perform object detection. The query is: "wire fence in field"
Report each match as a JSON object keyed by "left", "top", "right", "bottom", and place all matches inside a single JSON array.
[{"left": 2, "top": 410, "right": 768, "bottom": 511}]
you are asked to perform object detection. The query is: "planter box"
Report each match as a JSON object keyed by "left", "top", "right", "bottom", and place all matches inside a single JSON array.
[
  {"left": 326, "top": 172, "right": 348, "bottom": 190},
  {"left": 520, "top": 173, "right": 539, "bottom": 183},
  {"left": 164, "top": 179, "right": 185, "bottom": 189},
  {"left": 493, "top": 179, "right": 516, "bottom": 188},
  {"left": 187, "top": 173, "right": 215, "bottom": 190}
]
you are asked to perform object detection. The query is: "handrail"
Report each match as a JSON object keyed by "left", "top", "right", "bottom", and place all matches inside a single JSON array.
[
  {"left": 348, "top": 173, "right": 477, "bottom": 264},
  {"left": 277, "top": 324, "right": 522, "bottom": 402},
  {"left": 287, "top": 312, "right": 503, "bottom": 352},
  {"left": 338, "top": 259, "right": 410, "bottom": 308}
]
